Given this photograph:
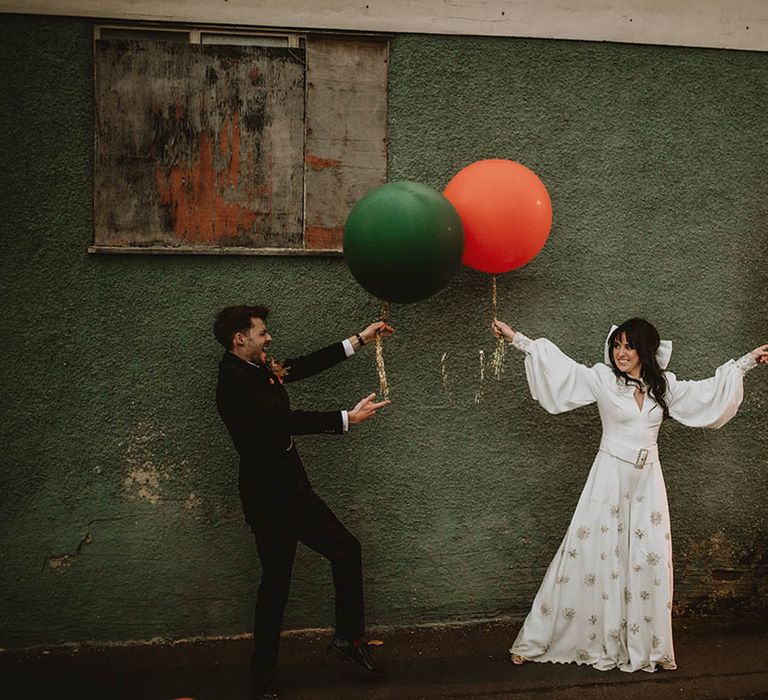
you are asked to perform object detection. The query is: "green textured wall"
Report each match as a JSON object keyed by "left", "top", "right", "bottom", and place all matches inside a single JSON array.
[{"left": 0, "top": 16, "right": 766, "bottom": 648}]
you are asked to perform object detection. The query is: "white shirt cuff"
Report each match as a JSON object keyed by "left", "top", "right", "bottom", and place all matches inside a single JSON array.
[
  {"left": 342, "top": 339, "right": 355, "bottom": 357},
  {"left": 341, "top": 410, "right": 349, "bottom": 432}
]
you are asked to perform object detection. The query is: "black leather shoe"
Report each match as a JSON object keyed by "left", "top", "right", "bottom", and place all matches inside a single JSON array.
[
  {"left": 252, "top": 669, "right": 279, "bottom": 699},
  {"left": 329, "top": 638, "right": 386, "bottom": 680}
]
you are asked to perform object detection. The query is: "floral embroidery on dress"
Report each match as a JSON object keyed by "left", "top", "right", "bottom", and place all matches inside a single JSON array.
[
  {"left": 611, "top": 571, "right": 620, "bottom": 580},
  {"left": 576, "top": 526, "right": 591, "bottom": 540},
  {"left": 650, "top": 511, "right": 663, "bottom": 525},
  {"left": 640, "top": 590, "right": 650, "bottom": 601},
  {"left": 589, "top": 632, "right": 597, "bottom": 641},
  {"left": 600, "top": 552, "right": 607, "bottom": 560},
  {"left": 652, "top": 634, "right": 660, "bottom": 649},
  {"left": 634, "top": 528, "right": 646, "bottom": 539},
  {"left": 735, "top": 352, "right": 758, "bottom": 374},
  {"left": 576, "top": 648, "right": 590, "bottom": 662},
  {"left": 563, "top": 607, "right": 576, "bottom": 621},
  {"left": 653, "top": 578, "right": 662, "bottom": 587},
  {"left": 556, "top": 575, "right": 570, "bottom": 584},
  {"left": 610, "top": 505, "right": 620, "bottom": 518},
  {"left": 609, "top": 629, "right": 621, "bottom": 642},
  {"left": 584, "top": 573, "right": 596, "bottom": 586},
  {"left": 540, "top": 603, "right": 553, "bottom": 616},
  {"left": 646, "top": 552, "right": 660, "bottom": 566},
  {"left": 511, "top": 332, "right": 534, "bottom": 353},
  {"left": 600, "top": 525, "right": 609, "bottom": 534},
  {"left": 629, "top": 623, "right": 640, "bottom": 635},
  {"left": 644, "top": 615, "right": 653, "bottom": 623},
  {"left": 635, "top": 494, "right": 644, "bottom": 502},
  {"left": 567, "top": 548, "right": 578, "bottom": 558},
  {"left": 633, "top": 564, "right": 642, "bottom": 572},
  {"left": 624, "top": 588, "right": 632, "bottom": 603},
  {"left": 602, "top": 593, "right": 610, "bottom": 601},
  {"left": 588, "top": 614, "right": 598, "bottom": 625},
  {"left": 617, "top": 523, "right": 625, "bottom": 533}
]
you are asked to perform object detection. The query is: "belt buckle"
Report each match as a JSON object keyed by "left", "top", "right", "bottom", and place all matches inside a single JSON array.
[{"left": 635, "top": 448, "right": 648, "bottom": 469}]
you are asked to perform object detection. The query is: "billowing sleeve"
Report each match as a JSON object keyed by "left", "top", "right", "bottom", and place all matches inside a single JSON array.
[
  {"left": 666, "top": 353, "right": 757, "bottom": 429},
  {"left": 511, "top": 332, "right": 601, "bottom": 414}
]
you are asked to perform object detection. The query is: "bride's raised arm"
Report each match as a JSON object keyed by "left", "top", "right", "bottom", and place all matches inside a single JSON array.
[
  {"left": 492, "top": 319, "right": 602, "bottom": 415},
  {"left": 667, "top": 343, "right": 766, "bottom": 429}
]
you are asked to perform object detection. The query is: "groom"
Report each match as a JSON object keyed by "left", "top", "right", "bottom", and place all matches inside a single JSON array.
[{"left": 213, "top": 305, "right": 393, "bottom": 700}]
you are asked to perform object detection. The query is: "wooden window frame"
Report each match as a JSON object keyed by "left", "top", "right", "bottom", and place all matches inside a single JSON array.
[{"left": 90, "top": 23, "right": 388, "bottom": 256}]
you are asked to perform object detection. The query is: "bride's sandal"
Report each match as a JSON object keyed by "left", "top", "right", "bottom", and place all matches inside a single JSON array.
[{"left": 511, "top": 653, "right": 528, "bottom": 665}]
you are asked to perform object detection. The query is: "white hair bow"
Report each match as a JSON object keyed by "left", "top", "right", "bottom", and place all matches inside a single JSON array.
[{"left": 603, "top": 325, "right": 673, "bottom": 370}]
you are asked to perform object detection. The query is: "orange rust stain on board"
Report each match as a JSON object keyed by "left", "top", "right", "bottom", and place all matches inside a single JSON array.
[
  {"left": 155, "top": 115, "right": 258, "bottom": 243},
  {"left": 305, "top": 225, "right": 343, "bottom": 250},
  {"left": 228, "top": 114, "right": 241, "bottom": 188},
  {"left": 305, "top": 154, "right": 342, "bottom": 170}
]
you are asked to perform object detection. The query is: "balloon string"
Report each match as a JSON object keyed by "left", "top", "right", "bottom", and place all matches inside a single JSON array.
[
  {"left": 440, "top": 351, "right": 452, "bottom": 405},
  {"left": 490, "top": 275, "right": 506, "bottom": 379},
  {"left": 375, "top": 302, "right": 390, "bottom": 400},
  {"left": 474, "top": 349, "right": 486, "bottom": 404}
]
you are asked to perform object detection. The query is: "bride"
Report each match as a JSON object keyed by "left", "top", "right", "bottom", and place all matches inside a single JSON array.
[{"left": 491, "top": 317, "right": 766, "bottom": 673}]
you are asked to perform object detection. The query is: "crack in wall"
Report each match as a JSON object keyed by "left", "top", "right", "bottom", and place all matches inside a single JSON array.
[{"left": 42, "top": 517, "right": 124, "bottom": 574}]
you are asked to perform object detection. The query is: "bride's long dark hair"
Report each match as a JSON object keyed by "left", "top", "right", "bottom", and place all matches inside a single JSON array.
[{"left": 608, "top": 318, "right": 669, "bottom": 418}]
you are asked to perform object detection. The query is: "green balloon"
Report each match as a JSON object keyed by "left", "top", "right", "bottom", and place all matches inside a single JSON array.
[{"left": 344, "top": 181, "right": 465, "bottom": 304}]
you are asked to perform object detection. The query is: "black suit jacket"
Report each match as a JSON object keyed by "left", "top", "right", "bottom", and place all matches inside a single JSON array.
[{"left": 216, "top": 342, "right": 349, "bottom": 513}]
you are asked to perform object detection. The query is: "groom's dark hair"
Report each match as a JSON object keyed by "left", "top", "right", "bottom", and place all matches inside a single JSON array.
[{"left": 213, "top": 305, "right": 270, "bottom": 350}]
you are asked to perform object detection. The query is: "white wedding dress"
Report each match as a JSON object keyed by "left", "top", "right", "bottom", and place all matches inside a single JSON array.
[{"left": 508, "top": 331, "right": 757, "bottom": 673}]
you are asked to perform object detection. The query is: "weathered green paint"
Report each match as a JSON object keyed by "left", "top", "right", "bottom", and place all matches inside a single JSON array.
[{"left": 0, "top": 16, "right": 765, "bottom": 647}]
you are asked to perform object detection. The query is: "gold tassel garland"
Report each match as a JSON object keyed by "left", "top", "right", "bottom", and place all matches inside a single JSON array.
[
  {"left": 489, "top": 274, "right": 506, "bottom": 380},
  {"left": 375, "top": 302, "right": 390, "bottom": 400}
]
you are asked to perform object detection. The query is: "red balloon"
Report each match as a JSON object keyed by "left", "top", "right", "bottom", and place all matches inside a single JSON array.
[{"left": 443, "top": 159, "right": 552, "bottom": 274}]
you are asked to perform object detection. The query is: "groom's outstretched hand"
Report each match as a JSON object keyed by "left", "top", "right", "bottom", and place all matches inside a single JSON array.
[
  {"left": 348, "top": 392, "right": 391, "bottom": 425},
  {"left": 360, "top": 321, "right": 395, "bottom": 345}
]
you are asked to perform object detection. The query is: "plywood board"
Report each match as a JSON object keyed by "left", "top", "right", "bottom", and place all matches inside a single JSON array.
[
  {"left": 304, "top": 36, "right": 388, "bottom": 250},
  {"left": 94, "top": 40, "right": 305, "bottom": 248}
]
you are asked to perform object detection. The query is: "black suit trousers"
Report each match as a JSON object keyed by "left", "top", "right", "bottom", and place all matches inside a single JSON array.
[{"left": 249, "top": 489, "right": 365, "bottom": 671}]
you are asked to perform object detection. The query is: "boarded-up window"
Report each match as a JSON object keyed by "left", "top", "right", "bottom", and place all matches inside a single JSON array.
[{"left": 92, "top": 29, "right": 388, "bottom": 254}]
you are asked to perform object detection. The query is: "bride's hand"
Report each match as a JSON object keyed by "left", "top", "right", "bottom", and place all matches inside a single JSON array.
[
  {"left": 492, "top": 319, "right": 516, "bottom": 342},
  {"left": 750, "top": 343, "right": 768, "bottom": 365}
]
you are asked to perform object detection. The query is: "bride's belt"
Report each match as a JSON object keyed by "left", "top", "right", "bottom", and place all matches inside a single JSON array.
[{"left": 599, "top": 436, "right": 659, "bottom": 470}]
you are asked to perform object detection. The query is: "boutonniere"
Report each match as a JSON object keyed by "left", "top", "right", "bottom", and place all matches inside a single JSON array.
[{"left": 267, "top": 357, "right": 289, "bottom": 384}]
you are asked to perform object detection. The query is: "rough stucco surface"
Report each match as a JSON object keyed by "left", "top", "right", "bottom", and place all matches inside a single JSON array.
[{"left": 0, "top": 16, "right": 766, "bottom": 647}]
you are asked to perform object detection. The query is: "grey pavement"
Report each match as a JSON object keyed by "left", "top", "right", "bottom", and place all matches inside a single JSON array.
[{"left": 2, "top": 614, "right": 767, "bottom": 699}]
